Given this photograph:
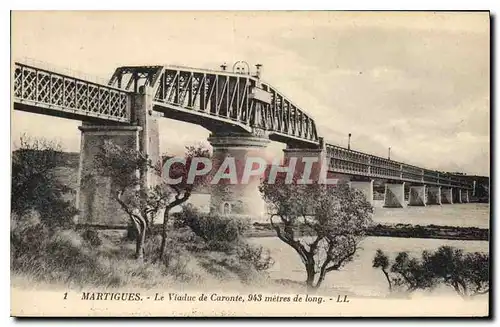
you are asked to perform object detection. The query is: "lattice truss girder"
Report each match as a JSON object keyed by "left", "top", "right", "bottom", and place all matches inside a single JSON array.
[
  {"left": 325, "top": 144, "right": 473, "bottom": 189},
  {"left": 257, "top": 84, "right": 318, "bottom": 141},
  {"left": 109, "top": 65, "right": 319, "bottom": 143},
  {"left": 14, "top": 63, "right": 129, "bottom": 122},
  {"left": 155, "top": 69, "right": 255, "bottom": 124}
]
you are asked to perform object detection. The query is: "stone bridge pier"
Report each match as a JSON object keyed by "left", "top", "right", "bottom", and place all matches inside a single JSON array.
[
  {"left": 383, "top": 182, "right": 406, "bottom": 208},
  {"left": 453, "top": 188, "right": 463, "bottom": 203},
  {"left": 208, "top": 132, "right": 270, "bottom": 220},
  {"left": 408, "top": 184, "right": 426, "bottom": 206},
  {"left": 461, "top": 189, "right": 470, "bottom": 203},
  {"left": 427, "top": 186, "right": 442, "bottom": 205},
  {"left": 76, "top": 86, "right": 160, "bottom": 225},
  {"left": 349, "top": 177, "right": 374, "bottom": 206},
  {"left": 441, "top": 188, "right": 453, "bottom": 204}
]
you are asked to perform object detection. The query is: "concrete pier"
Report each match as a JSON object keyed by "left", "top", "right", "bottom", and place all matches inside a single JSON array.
[
  {"left": 427, "top": 186, "right": 442, "bottom": 205},
  {"left": 461, "top": 189, "right": 470, "bottom": 203},
  {"left": 208, "top": 133, "right": 270, "bottom": 219},
  {"left": 455, "top": 189, "right": 463, "bottom": 203},
  {"left": 350, "top": 180, "right": 374, "bottom": 206},
  {"left": 441, "top": 188, "right": 453, "bottom": 204},
  {"left": 383, "top": 182, "right": 406, "bottom": 208},
  {"left": 76, "top": 86, "right": 160, "bottom": 225},
  {"left": 77, "top": 125, "right": 143, "bottom": 225},
  {"left": 408, "top": 185, "right": 426, "bottom": 206}
]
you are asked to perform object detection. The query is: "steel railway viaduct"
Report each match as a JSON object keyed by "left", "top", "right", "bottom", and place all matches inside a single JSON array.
[{"left": 13, "top": 60, "right": 475, "bottom": 224}]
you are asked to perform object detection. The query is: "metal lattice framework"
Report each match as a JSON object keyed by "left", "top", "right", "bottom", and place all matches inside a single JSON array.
[
  {"left": 12, "top": 61, "right": 474, "bottom": 190},
  {"left": 13, "top": 62, "right": 130, "bottom": 123},
  {"left": 108, "top": 65, "right": 319, "bottom": 144},
  {"left": 325, "top": 144, "right": 473, "bottom": 189}
]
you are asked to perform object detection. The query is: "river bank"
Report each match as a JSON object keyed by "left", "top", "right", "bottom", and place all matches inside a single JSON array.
[{"left": 248, "top": 222, "right": 489, "bottom": 241}]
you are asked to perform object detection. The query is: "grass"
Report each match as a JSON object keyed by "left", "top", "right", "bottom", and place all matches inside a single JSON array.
[{"left": 10, "top": 212, "right": 276, "bottom": 292}]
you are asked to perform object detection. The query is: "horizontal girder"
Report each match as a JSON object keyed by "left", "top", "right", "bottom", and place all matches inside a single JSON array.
[{"left": 13, "top": 62, "right": 130, "bottom": 123}]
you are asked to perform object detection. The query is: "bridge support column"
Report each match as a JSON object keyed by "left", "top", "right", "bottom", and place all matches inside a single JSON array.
[
  {"left": 208, "top": 133, "right": 270, "bottom": 220},
  {"left": 383, "top": 182, "right": 406, "bottom": 208},
  {"left": 282, "top": 147, "right": 325, "bottom": 183},
  {"left": 454, "top": 189, "right": 463, "bottom": 203},
  {"left": 283, "top": 138, "right": 350, "bottom": 186},
  {"left": 461, "top": 189, "right": 470, "bottom": 203},
  {"left": 76, "top": 85, "right": 160, "bottom": 226},
  {"left": 441, "top": 188, "right": 453, "bottom": 204},
  {"left": 349, "top": 179, "right": 374, "bottom": 206},
  {"left": 408, "top": 185, "right": 426, "bottom": 206},
  {"left": 77, "top": 125, "right": 142, "bottom": 225},
  {"left": 427, "top": 186, "right": 442, "bottom": 205}
]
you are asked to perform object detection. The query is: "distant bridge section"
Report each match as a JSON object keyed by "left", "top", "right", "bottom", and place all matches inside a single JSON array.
[{"left": 326, "top": 143, "right": 473, "bottom": 189}]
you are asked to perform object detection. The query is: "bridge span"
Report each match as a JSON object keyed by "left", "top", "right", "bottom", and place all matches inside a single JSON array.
[{"left": 12, "top": 60, "right": 474, "bottom": 224}]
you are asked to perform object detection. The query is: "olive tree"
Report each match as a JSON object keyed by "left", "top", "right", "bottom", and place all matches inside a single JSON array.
[
  {"left": 260, "top": 179, "right": 373, "bottom": 290},
  {"left": 94, "top": 141, "right": 209, "bottom": 260},
  {"left": 11, "top": 134, "right": 77, "bottom": 230},
  {"left": 373, "top": 246, "right": 489, "bottom": 298},
  {"left": 424, "top": 246, "right": 489, "bottom": 298}
]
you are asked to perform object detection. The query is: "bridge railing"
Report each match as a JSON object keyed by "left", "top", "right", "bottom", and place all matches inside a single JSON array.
[
  {"left": 13, "top": 61, "right": 131, "bottom": 123},
  {"left": 14, "top": 58, "right": 113, "bottom": 86},
  {"left": 325, "top": 143, "right": 473, "bottom": 189}
]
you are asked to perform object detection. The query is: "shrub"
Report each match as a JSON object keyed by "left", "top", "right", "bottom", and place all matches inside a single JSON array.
[
  {"left": 175, "top": 206, "right": 250, "bottom": 251},
  {"left": 174, "top": 206, "right": 274, "bottom": 278},
  {"left": 11, "top": 136, "right": 78, "bottom": 230},
  {"left": 373, "top": 246, "right": 489, "bottom": 298},
  {"left": 423, "top": 246, "right": 489, "bottom": 298},
  {"left": 236, "top": 243, "right": 274, "bottom": 272},
  {"left": 80, "top": 229, "right": 103, "bottom": 247}
]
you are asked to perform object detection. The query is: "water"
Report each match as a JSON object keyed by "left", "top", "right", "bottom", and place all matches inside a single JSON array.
[
  {"left": 252, "top": 236, "right": 488, "bottom": 297},
  {"left": 251, "top": 203, "right": 490, "bottom": 297},
  {"left": 372, "top": 200, "right": 489, "bottom": 228}
]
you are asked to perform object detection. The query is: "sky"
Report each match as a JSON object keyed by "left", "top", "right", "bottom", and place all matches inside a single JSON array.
[{"left": 11, "top": 11, "right": 490, "bottom": 176}]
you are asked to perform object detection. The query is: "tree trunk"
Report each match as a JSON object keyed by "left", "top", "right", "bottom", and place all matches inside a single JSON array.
[
  {"left": 159, "top": 208, "right": 171, "bottom": 261},
  {"left": 135, "top": 223, "right": 146, "bottom": 261},
  {"left": 383, "top": 269, "right": 392, "bottom": 292},
  {"left": 314, "top": 270, "right": 327, "bottom": 290},
  {"left": 305, "top": 262, "right": 316, "bottom": 290}
]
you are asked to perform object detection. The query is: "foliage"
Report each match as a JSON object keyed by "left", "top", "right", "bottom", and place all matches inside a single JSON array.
[
  {"left": 11, "top": 134, "right": 78, "bottom": 229},
  {"left": 11, "top": 212, "right": 175, "bottom": 288},
  {"left": 373, "top": 246, "right": 489, "bottom": 298},
  {"left": 423, "top": 246, "right": 489, "bottom": 298},
  {"left": 175, "top": 205, "right": 274, "bottom": 272},
  {"left": 93, "top": 140, "right": 156, "bottom": 260},
  {"left": 259, "top": 179, "right": 373, "bottom": 289},
  {"left": 236, "top": 243, "right": 275, "bottom": 272},
  {"left": 80, "top": 229, "right": 103, "bottom": 247},
  {"left": 389, "top": 251, "right": 436, "bottom": 292},
  {"left": 176, "top": 205, "right": 250, "bottom": 250},
  {"left": 93, "top": 140, "right": 210, "bottom": 261},
  {"left": 372, "top": 249, "right": 392, "bottom": 291}
]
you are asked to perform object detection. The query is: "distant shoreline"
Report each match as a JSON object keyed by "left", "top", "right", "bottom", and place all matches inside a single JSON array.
[
  {"left": 248, "top": 223, "right": 488, "bottom": 241},
  {"left": 76, "top": 222, "right": 489, "bottom": 242}
]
